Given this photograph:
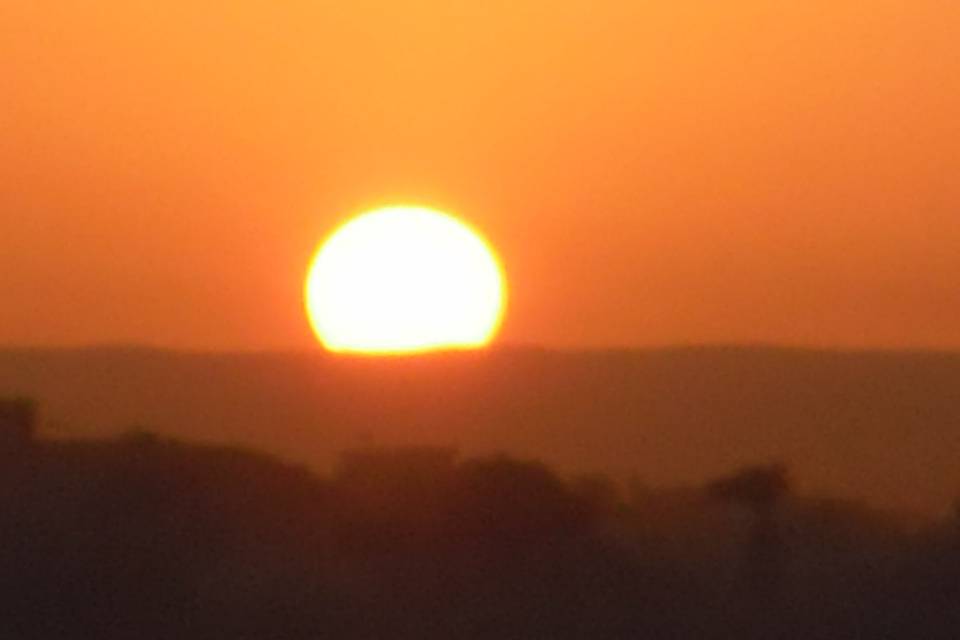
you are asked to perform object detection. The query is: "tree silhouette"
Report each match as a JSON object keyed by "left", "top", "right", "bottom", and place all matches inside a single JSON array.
[
  {"left": 953, "top": 497, "right": 960, "bottom": 549},
  {"left": 707, "top": 464, "right": 790, "bottom": 597},
  {"left": 0, "top": 396, "right": 37, "bottom": 452}
]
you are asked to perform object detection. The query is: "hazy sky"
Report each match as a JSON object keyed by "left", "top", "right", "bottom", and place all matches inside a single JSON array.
[{"left": 2, "top": 0, "right": 958, "bottom": 350}]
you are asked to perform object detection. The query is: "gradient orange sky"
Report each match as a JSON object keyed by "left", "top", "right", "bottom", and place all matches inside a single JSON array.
[{"left": 2, "top": 1, "right": 958, "bottom": 350}]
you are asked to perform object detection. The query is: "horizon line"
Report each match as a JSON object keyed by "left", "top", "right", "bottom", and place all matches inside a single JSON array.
[{"left": 1, "top": 341, "right": 959, "bottom": 357}]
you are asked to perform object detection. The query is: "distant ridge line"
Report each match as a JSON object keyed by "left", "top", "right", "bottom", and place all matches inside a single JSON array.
[{"left": 1, "top": 342, "right": 959, "bottom": 358}]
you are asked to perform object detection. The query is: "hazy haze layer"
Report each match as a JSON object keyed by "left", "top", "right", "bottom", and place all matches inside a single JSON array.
[{"left": 2, "top": 346, "right": 958, "bottom": 514}]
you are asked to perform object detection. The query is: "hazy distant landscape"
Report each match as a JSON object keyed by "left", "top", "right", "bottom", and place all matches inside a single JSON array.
[
  {"left": 3, "top": 411, "right": 959, "bottom": 638},
  {"left": 3, "top": 345, "right": 958, "bottom": 516}
]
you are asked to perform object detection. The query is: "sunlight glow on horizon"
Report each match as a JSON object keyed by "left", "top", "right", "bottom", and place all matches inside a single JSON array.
[{"left": 305, "top": 206, "right": 507, "bottom": 355}]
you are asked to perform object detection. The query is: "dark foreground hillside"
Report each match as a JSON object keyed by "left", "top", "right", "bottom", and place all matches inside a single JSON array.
[
  {"left": 1, "top": 433, "right": 958, "bottom": 639},
  {"left": 1, "top": 346, "right": 959, "bottom": 514}
]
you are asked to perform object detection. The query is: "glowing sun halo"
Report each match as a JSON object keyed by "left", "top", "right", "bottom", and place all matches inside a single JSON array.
[{"left": 305, "top": 206, "right": 507, "bottom": 354}]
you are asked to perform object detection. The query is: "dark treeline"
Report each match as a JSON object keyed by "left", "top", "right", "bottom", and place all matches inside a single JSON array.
[
  {"left": 5, "top": 346, "right": 960, "bottom": 515},
  {"left": 1, "top": 417, "right": 958, "bottom": 638}
]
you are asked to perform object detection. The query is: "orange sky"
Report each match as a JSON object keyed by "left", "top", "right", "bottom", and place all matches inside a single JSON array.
[{"left": 2, "top": 0, "right": 958, "bottom": 350}]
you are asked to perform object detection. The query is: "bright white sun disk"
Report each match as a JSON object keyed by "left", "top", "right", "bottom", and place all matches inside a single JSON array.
[{"left": 305, "top": 206, "right": 507, "bottom": 354}]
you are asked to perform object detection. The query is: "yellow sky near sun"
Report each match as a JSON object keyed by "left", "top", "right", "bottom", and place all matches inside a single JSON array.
[{"left": 1, "top": 0, "right": 958, "bottom": 349}]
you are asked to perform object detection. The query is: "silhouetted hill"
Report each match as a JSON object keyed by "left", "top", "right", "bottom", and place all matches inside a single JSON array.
[{"left": 1, "top": 345, "right": 958, "bottom": 514}]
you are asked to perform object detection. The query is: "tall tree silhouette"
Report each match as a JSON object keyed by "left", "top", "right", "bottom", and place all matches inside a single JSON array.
[
  {"left": 0, "top": 397, "right": 36, "bottom": 453},
  {"left": 707, "top": 464, "right": 790, "bottom": 595}
]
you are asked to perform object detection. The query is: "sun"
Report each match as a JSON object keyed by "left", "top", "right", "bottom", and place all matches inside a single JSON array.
[{"left": 305, "top": 206, "right": 507, "bottom": 354}]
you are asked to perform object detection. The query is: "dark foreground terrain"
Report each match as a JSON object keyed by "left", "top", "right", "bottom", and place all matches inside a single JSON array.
[
  {"left": 1, "top": 430, "right": 958, "bottom": 639},
  {"left": 1, "top": 346, "right": 959, "bottom": 514}
]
